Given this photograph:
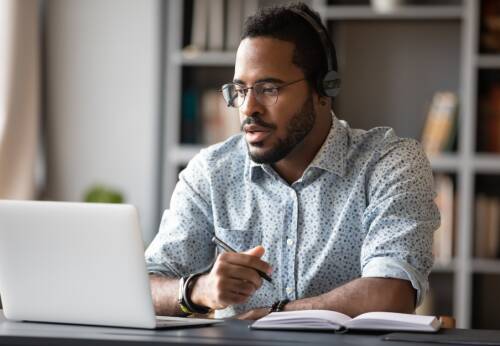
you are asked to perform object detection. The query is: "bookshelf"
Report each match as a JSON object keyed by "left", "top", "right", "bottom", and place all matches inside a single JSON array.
[{"left": 161, "top": 0, "right": 500, "bottom": 329}]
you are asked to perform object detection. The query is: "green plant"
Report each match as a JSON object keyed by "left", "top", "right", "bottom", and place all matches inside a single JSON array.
[{"left": 84, "top": 185, "right": 124, "bottom": 204}]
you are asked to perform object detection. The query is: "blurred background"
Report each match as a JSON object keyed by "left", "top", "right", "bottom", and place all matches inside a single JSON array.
[{"left": 1, "top": 0, "right": 500, "bottom": 330}]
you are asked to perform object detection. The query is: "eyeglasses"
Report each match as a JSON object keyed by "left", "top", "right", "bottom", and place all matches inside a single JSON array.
[{"left": 220, "top": 78, "right": 306, "bottom": 108}]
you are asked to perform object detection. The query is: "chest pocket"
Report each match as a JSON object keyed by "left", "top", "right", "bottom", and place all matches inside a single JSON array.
[{"left": 214, "top": 227, "right": 262, "bottom": 253}]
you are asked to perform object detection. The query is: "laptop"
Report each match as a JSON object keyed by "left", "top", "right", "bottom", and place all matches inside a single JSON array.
[{"left": 0, "top": 200, "right": 221, "bottom": 329}]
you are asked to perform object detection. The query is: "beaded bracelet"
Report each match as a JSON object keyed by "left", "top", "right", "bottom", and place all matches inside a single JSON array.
[{"left": 270, "top": 298, "right": 290, "bottom": 313}]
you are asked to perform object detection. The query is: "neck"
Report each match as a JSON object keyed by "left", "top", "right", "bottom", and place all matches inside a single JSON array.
[{"left": 273, "top": 110, "right": 332, "bottom": 184}]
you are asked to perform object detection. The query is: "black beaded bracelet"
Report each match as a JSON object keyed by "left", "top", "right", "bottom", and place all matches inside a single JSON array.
[
  {"left": 182, "top": 273, "right": 210, "bottom": 314},
  {"left": 270, "top": 298, "right": 290, "bottom": 313}
]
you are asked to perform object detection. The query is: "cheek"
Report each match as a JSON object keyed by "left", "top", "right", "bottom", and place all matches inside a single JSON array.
[{"left": 266, "top": 110, "right": 291, "bottom": 137}]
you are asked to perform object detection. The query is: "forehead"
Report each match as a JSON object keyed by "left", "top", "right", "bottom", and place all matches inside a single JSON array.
[{"left": 234, "top": 37, "right": 304, "bottom": 83}]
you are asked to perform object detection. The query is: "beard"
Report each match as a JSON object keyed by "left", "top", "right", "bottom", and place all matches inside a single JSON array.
[{"left": 245, "top": 94, "right": 316, "bottom": 164}]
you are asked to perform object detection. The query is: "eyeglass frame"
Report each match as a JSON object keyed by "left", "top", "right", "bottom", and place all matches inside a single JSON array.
[{"left": 220, "top": 78, "right": 307, "bottom": 108}]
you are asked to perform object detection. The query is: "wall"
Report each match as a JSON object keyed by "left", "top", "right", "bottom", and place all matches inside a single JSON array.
[{"left": 44, "top": 0, "right": 162, "bottom": 244}]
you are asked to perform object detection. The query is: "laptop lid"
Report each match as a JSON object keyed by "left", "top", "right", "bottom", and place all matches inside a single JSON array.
[{"left": 0, "top": 200, "right": 158, "bottom": 329}]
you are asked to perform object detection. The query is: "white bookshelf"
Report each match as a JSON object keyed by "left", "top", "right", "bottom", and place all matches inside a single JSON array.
[
  {"left": 477, "top": 55, "right": 500, "bottom": 69},
  {"left": 429, "top": 154, "right": 462, "bottom": 172},
  {"left": 162, "top": 0, "right": 500, "bottom": 329},
  {"left": 319, "top": 5, "right": 463, "bottom": 20},
  {"left": 172, "top": 51, "right": 236, "bottom": 66}
]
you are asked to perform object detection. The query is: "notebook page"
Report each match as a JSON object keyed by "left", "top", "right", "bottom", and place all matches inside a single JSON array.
[
  {"left": 252, "top": 310, "right": 352, "bottom": 330},
  {"left": 345, "top": 312, "right": 440, "bottom": 331}
]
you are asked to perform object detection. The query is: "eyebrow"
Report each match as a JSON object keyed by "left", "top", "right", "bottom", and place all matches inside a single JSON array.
[{"left": 233, "top": 77, "right": 286, "bottom": 85}]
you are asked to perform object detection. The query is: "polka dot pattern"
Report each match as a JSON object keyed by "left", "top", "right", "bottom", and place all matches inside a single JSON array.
[{"left": 145, "top": 114, "right": 440, "bottom": 318}]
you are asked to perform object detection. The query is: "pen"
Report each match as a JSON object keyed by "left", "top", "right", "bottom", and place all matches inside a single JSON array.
[{"left": 211, "top": 236, "right": 273, "bottom": 284}]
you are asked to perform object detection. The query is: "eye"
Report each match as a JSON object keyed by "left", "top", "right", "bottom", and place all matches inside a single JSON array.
[
  {"left": 259, "top": 83, "right": 278, "bottom": 95},
  {"left": 234, "top": 86, "right": 246, "bottom": 96}
]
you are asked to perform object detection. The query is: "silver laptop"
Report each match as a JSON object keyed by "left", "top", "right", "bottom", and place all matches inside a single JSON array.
[{"left": 0, "top": 200, "right": 221, "bottom": 329}]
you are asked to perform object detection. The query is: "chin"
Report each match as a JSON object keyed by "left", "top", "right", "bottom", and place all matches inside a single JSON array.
[{"left": 247, "top": 143, "right": 291, "bottom": 164}]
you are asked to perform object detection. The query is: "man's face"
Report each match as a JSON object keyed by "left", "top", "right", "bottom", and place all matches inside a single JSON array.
[{"left": 234, "top": 37, "right": 316, "bottom": 164}]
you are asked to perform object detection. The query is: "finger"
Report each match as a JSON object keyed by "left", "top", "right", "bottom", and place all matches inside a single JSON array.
[
  {"left": 214, "top": 287, "right": 251, "bottom": 307},
  {"left": 220, "top": 262, "right": 263, "bottom": 289},
  {"left": 243, "top": 245, "right": 265, "bottom": 258},
  {"left": 224, "top": 277, "right": 258, "bottom": 297},
  {"left": 219, "top": 252, "right": 272, "bottom": 277}
]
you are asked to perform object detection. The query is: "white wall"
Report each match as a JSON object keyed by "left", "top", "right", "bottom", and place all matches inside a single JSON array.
[{"left": 45, "top": 0, "right": 161, "bottom": 244}]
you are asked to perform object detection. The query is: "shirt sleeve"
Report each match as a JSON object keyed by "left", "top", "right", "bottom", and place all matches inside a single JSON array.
[
  {"left": 361, "top": 135, "right": 440, "bottom": 306},
  {"left": 145, "top": 151, "right": 216, "bottom": 278}
]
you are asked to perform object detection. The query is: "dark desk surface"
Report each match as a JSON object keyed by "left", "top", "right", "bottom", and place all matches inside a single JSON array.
[{"left": 1, "top": 312, "right": 500, "bottom": 346}]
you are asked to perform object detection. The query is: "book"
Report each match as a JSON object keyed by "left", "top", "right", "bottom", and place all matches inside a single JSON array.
[
  {"left": 479, "top": 85, "right": 500, "bottom": 153},
  {"left": 475, "top": 194, "right": 489, "bottom": 258},
  {"left": 225, "top": 0, "right": 243, "bottom": 50},
  {"left": 200, "top": 90, "right": 240, "bottom": 145},
  {"left": 420, "top": 92, "right": 458, "bottom": 157},
  {"left": 208, "top": 0, "right": 224, "bottom": 51},
  {"left": 433, "top": 174, "right": 455, "bottom": 265},
  {"left": 475, "top": 194, "right": 500, "bottom": 258},
  {"left": 251, "top": 310, "right": 441, "bottom": 332},
  {"left": 181, "top": 89, "right": 200, "bottom": 144},
  {"left": 189, "top": 0, "right": 209, "bottom": 51}
]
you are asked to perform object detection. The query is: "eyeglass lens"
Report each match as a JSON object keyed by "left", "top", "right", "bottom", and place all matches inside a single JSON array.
[{"left": 222, "top": 83, "right": 278, "bottom": 108}]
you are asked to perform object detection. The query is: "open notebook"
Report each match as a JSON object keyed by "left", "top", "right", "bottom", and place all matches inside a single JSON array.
[{"left": 251, "top": 310, "right": 441, "bottom": 332}]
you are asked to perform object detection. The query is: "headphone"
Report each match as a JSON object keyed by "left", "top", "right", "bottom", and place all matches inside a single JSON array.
[{"left": 289, "top": 8, "right": 341, "bottom": 98}]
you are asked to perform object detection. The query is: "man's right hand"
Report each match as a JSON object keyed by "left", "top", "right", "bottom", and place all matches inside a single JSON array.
[{"left": 190, "top": 245, "right": 272, "bottom": 310}]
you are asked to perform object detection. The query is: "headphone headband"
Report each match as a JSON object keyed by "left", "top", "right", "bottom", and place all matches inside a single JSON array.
[
  {"left": 288, "top": 8, "right": 341, "bottom": 98},
  {"left": 289, "top": 8, "right": 334, "bottom": 73}
]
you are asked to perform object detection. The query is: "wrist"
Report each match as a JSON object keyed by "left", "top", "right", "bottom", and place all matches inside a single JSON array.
[
  {"left": 269, "top": 299, "right": 290, "bottom": 313},
  {"left": 178, "top": 273, "right": 211, "bottom": 315},
  {"left": 190, "top": 273, "right": 209, "bottom": 308}
]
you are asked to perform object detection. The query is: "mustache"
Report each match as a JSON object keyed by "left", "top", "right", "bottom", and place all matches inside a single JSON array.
[{"left": 240, "top": 115, "right": 276, "bottom": 131}]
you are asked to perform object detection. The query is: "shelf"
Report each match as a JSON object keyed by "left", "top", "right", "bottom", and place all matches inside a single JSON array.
[
  {"left": 172, "top": 51, "right": 236, "bottom": 66},
  {"left": 168, "top": 145, "right": 204, "bottom": 165},
  {"left": 321, "top": 5, "right": 463, "bottom": 20},
  {"left": 473, "top": 154, "right": 500, "bottom": 173},
  {"left": 432, "top": 261, "right": 455, "bottom": 273},
  {"left": 477, "top": 55, "right": 500, "bottom": 69},
  {"left": 429, "top": 154, "right": 461, "bottom": 172},
  {"left": 472, "top": 259, "right": 500, "bottom": 274}
]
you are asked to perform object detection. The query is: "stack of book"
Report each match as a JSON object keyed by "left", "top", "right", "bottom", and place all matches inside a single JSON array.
[
  {"left": 433, "top": 174, "right": 455, "bottom": 265},
  {"left": 185, "top": 0, "right": 258, "bottom": 52},
  {"left": 475, "top": 193, "right": 500, "bottom": 259},
  {"left": 477, "top": 84, "right": 500, "bottom": 153},
  {"left": 181, "top": 88, "right": 240, "bottom": 145},
  {"left": 480, "top": 0, "right": 500, "bottom": 54},
  {"left": 420, "top": 92, "right": 458, "bottom": 157}
]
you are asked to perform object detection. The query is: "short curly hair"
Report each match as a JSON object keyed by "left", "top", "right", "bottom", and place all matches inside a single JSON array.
[{"left": 241, "top": 2, "right": 338, "bottom": 95}]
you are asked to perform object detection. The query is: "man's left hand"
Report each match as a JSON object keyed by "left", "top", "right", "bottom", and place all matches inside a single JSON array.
[{"left": 234, "top": 307, "right": 269, "bottom": 320}]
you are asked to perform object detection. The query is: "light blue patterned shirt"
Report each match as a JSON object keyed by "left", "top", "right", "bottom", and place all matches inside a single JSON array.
[{"left": 145, "top": 114, "right": 440, "bottom": 318}]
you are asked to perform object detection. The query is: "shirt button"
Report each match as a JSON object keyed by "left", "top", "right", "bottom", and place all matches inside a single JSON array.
[
  {"left": 287, "top": 238, "right": 294, "bottom": 246},
  {"left": 286, "top": 287, "right": 294, "bottom": 294}
]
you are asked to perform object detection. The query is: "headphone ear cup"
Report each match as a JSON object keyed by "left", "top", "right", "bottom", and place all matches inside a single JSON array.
[{"left": 322, "top": 70, "right": 341, "bottom": 98}]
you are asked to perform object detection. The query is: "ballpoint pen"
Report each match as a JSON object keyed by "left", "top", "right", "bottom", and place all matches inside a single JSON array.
[{"left": 211, "top": 235, "right": 273, "bottom": 284}]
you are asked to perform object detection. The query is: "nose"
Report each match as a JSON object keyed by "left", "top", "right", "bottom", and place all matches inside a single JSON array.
[{"left": 239, "top": 88, "right": 264, "bottom": 118}]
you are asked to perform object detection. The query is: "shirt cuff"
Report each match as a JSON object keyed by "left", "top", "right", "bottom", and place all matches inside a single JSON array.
[{"left": 361, "top": 256, "right": 428, "bottom": 307}]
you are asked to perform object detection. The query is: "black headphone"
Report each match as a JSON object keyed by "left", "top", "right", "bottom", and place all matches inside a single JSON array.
[{"left": 289, "top": 8, "right": 341, "bottom": 98}]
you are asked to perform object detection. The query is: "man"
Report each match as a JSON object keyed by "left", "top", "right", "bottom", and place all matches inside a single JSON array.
[{"left": 145, "top": 2, "right": 439, "bottom": 320}]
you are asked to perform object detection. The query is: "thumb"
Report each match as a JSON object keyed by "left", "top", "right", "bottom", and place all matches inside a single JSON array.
[{"left": 243, "top": 245, "right": 265, "bottom": 258}]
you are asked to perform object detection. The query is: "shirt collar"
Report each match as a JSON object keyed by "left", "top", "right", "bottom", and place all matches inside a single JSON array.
[
  {"left": 308, "top": 112, "right": 347, "bottom": 177},
  {"left": 246, "top": 111, "right": 348, "bottom": 182}
]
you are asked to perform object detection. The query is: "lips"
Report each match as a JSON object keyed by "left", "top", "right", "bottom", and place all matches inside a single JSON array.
[{"left": 243, "top": 124, "right": 271, "bottom": 144}]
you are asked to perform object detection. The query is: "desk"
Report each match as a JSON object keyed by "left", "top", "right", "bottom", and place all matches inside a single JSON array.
[{"left": 1, "top": 312, "right": 499, "bottom": 346}]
